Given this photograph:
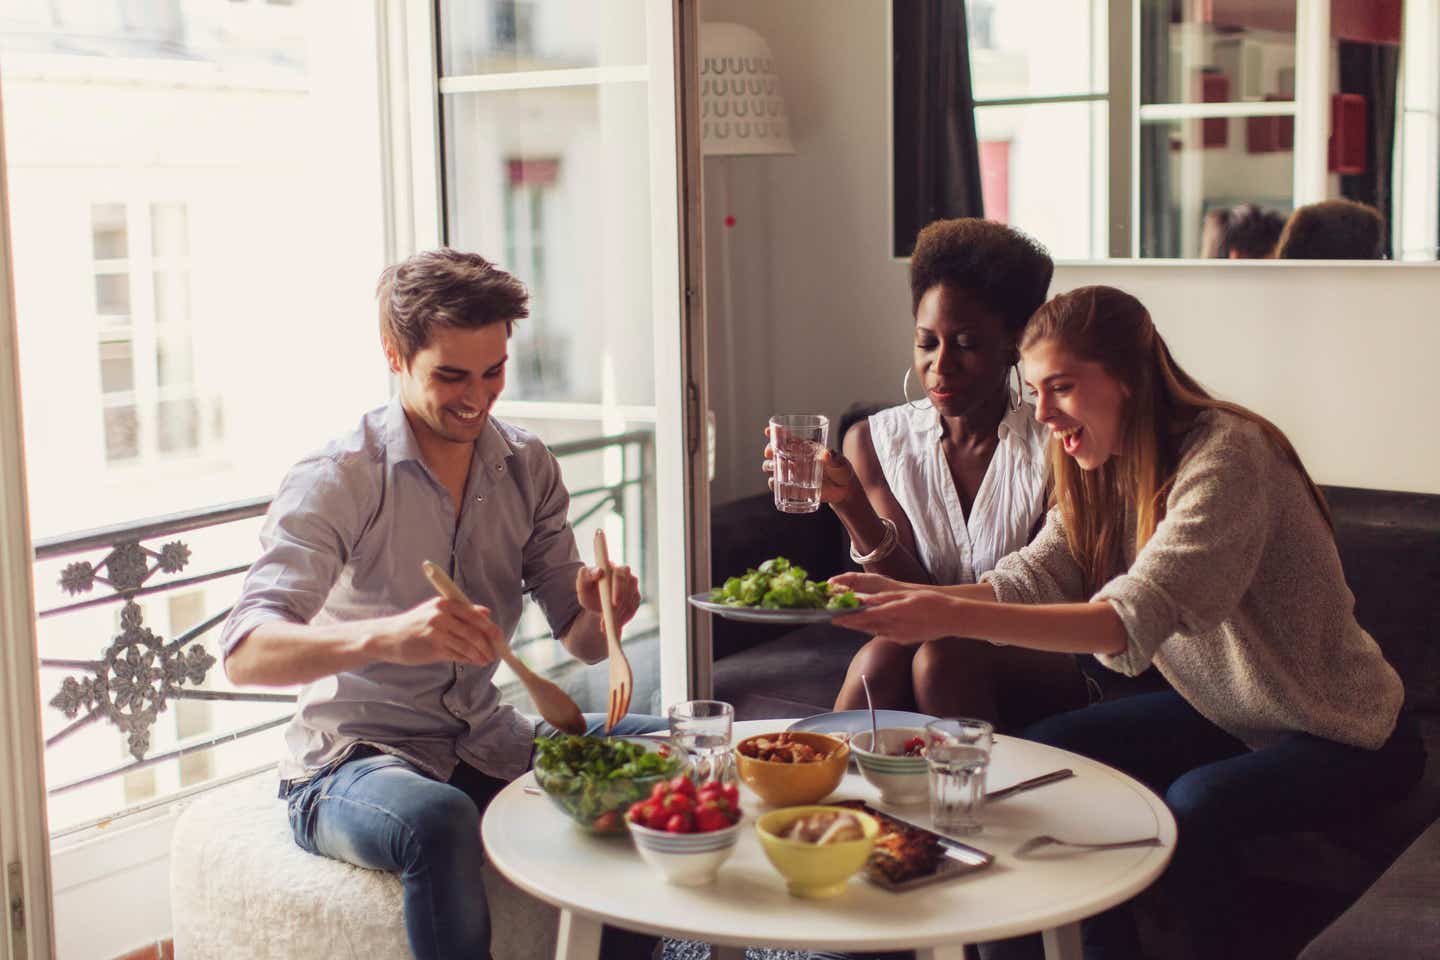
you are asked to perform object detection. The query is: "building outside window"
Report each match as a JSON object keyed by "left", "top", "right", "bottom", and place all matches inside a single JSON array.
[{"left": 91, "top": 201, "right": 212, "bottom": 465}]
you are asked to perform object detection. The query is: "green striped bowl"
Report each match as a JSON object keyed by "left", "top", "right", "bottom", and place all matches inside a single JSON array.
[{"left": 850, "top": 727, "right": 931, "bottom": 805}]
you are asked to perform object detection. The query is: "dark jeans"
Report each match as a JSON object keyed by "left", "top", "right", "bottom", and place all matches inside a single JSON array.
[
  {"left": 285, "top": 713, "right": 664, "bottom": 960},
  {"left": 982, "top": 691, "right": 1425, "bottom": 960}
]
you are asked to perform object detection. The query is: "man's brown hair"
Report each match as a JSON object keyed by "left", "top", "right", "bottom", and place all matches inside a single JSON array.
[
  {"left": 377, "top": 248, "right": 529, "bottom": 364},
  {"left": 1275, "top": 199, "right": 1385, "bottom": 260}
]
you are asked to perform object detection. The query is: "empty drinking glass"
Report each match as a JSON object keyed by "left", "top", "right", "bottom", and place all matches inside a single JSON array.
[
  {"left": 668, "top": 700, "right": 735, "bottom": 784},
  {"left": 925, "top": 718, "right": 994, "bottom": 835},
  {"left": 769, "top": 414, "right": 829, "bottom": 514}
]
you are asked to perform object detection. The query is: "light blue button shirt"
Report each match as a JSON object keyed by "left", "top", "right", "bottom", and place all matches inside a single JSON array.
[{"left": 221, "top": 398, "right": 584, "bottom": 782}]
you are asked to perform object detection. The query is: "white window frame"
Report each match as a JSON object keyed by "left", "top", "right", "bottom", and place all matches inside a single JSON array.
[
  {"left": 416, "top": 0, "right": 701, "bottom": 704},
  {"left": 0, "top": 88, "right": 57, "bottom": 958}
]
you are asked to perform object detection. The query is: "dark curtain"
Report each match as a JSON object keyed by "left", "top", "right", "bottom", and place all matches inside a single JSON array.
[
  {"left": 892, "top": 0, "right": 983, "bottom": 258},
  {"left": 1137, "top": 0, "right": 1177, "bottom": 258},
  {"left": 1337, "top": 41, "right": 1400, "bottom": 259}
]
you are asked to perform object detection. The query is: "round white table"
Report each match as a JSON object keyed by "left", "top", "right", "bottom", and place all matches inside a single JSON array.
[{"left": 482, "top": 719, "right": 1176, "bottom": 960}]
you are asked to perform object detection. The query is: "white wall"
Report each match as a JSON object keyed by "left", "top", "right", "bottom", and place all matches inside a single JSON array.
[{"left": 703, "top": 0, "right": 1440, "bottom": 501}]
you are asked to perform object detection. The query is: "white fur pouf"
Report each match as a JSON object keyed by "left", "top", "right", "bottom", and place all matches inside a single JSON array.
[{"left": 170, "top": 771, "right": 557, "bottom": 960}]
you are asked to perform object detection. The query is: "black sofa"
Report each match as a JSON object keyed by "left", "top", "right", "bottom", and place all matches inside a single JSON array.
[{"left": 710, "top": 484, "right": 1440, "bottom": 959}]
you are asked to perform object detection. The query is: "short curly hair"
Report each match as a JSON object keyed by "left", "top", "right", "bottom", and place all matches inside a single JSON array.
[
  {"left": 377, "top": 248, "right": 529, "bottom": 364},
  {"left": 909, "top": 218, "right": 1054, "bottom": 338}
]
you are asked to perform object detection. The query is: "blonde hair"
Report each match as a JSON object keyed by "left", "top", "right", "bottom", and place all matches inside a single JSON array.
[{"left": 1021, "top": 286, "right": 1331, "bottom": 593}]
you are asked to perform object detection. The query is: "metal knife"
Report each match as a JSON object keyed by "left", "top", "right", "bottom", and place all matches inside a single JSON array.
[{"left": 984, "top": 768, "right": 1075, "bottom": 803}]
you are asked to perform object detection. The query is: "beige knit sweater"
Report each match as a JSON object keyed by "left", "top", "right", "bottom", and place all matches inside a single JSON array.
[{"left": 982, "top": 410, "right": 1403, "bottom": 750}]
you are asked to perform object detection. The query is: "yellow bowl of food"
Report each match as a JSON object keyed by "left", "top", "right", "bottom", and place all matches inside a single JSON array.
[
  {"left": 733, "top": 731, "right": 849, "bottom": 808},
  {"left": 755, "top": 805, "right": 879, "bottom": 898}
]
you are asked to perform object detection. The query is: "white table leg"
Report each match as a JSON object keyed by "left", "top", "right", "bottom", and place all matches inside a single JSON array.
[
  {"left": 554, "top": 908, "right": 603, "bottom": 960},
  {"left": 1042, "top": 922, "right": 1083, "bottom": 960},
  {"left": 915, "top": 946, "right": 969, "bottom": 960}
]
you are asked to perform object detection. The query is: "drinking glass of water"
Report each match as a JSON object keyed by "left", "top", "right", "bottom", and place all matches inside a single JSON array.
[
  {"left": 668, "top": 700, "right": 735, "bottom": 785},
  {"left": 768, "top": 414, "right": 829, "bottom": 514},
  {"left": 924, "top": 718, "right": 994, "bottom": 835}
]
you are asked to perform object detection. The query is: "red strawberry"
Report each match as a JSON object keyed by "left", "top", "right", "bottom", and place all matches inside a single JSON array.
[
  {"left": 592, "top": 810, "right": 622, "bottom": 832},
  {"left": 627, "top": 801, "right": 648, "bottom": 823},
  {"left": 721, "top": 784, "right": 740, "bottom": 807},
  {"left": 645, "top": 805, "right": 670, "bottom": 831},
  {"left": 650, "top": 781, "right": 670, "bottom": 801},
  {"left": 661, "top": 792, "right": 694, "bottom": 814},
  {"left": 668, "top": 775, "right": 697, "bottom": 797},
  {"left": 694, "top": 807, "right": 733, "bottom": 833},
  {"left": 664, "top": 812, "right": 694, "bottom": 833}
]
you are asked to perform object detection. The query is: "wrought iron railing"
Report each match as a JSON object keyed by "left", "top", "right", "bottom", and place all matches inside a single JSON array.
[{"left": 34, "top": 428, "right": 654, "bottom": 815}]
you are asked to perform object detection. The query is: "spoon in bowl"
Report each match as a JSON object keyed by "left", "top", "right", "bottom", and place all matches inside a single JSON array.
[{"left": 859, "top": 673, "right": 882, "bottom": 756}]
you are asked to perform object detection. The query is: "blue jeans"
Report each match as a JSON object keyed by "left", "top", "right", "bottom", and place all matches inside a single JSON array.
[
  {"left": 285, "top": 713, "right": 664, "bottom": 960},
  {"left": 982, "top": 691, "right": 1424, "bottom": 960}
]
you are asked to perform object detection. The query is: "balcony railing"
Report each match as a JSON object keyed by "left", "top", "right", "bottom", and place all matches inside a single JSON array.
[{"left": 33, "top": 427, "right": 654, "bottom": 831}]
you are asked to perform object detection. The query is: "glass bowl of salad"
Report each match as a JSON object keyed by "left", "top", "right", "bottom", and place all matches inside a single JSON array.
[{"left": 532, "top": 734, "right": 686, "bottom": 835}]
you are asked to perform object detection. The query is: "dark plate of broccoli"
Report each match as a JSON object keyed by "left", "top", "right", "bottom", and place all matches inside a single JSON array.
[{"left": 688, "top": 556, "right": 861, "bottom": 623}]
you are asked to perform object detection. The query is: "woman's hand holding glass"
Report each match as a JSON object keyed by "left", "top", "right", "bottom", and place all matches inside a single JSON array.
[{"left": 761, "top": 426, "right": 860, "bottom": 507}]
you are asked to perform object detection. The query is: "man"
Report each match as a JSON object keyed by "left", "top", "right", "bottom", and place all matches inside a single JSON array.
[
  {"left": 221, "top": 248, "right": 660, "bottom": 959},
  {"left": 1276, "top": 198, "right": 1386, "bottom": 259}
]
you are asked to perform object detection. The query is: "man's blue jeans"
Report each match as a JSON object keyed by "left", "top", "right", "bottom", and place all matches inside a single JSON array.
[{"left": 284, "top": 714, "right": 664, "bottom": 960}]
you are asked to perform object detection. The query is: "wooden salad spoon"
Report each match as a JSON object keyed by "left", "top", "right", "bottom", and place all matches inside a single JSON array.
[{"left": 421, "top": 560, "right": 585, "bottom": 735}]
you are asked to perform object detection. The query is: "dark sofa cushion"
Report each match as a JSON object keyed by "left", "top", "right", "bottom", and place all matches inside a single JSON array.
[
  {"left": 1322, "top": 486, "right": 1440, "bottom": 711},
  {"left": 712, "top": 622, "right": 869, "bottom": 719},
  {"left": 1298, "top": 814, "right": 1440, "bottom": 960}
]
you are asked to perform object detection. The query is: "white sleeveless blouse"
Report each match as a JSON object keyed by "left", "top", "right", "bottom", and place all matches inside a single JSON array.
[{"left": 867, "top": 399, "right": 1049, "bottom": 584}]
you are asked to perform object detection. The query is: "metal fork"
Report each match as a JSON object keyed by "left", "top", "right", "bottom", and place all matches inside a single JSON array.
[
  {"left": 593, "top": 529, "right": 632, "bottom": 732},
  {"left": 1014, "top": 834, "right": 1162, "bottom": 857}
]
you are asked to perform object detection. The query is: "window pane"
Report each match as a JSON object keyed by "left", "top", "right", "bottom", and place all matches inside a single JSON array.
[
  {"left": 91, "top": 203, "right": 127, "bottom": 259},
  {"left": 437, "top": 0, "right": 646, "bottom": 76},
  {"left": 98, "top": 338, "right": 136, "bottom": 394},
  {"left": 157, "top": 396, "right": 200, "bottom": 453},
  {"left": 156, "top": 328, "right": 194, "bottom": 388},
  {"left": 1139, "top": 118, "right": 1295, "bottom": 258},
  {"left": 151, "top": 202, "right": 189, "bottom": 257},
  {"left": 7, "top": 2, "right": 386, "bottom": 847},
  {"left": 969, "top": 0, "right": 1105, "bottom": 101},
  {"left": 974, "top": 100, "right": 1108, "bottom": 260},
  {"left": 443, "top": 85, "right": 655, "bottom": 406},
  {"left": 1141, "top": 0, "right": 1296, "bottom": 105},
  {"left": 5, "top": 7, "right": 387, "bottom": 532},
  {"left": 153, "top": 271, "right": 190, "bottom": 327},
  {"left": 103, "top": 404, "right": 140, "bottom": 461},
  {"left": 94, "top": 273, "right": 130, "bottom": 315}
]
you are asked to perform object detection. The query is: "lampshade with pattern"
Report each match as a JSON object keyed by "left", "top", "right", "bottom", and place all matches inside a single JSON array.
[{"left": 699, "top": 22, "right": 794, "bottom": 156}]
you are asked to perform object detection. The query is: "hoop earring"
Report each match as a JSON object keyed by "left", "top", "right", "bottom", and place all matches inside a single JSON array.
[
  {"left": 902, "top": 367, "right": 932, "bottom": 410},
  {"left": 1008, "top": 363, "right": 1022, "bottom": 412}
]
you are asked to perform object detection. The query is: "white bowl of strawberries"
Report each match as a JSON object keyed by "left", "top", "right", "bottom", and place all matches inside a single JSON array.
[{"left": 625, "top": 776, "right": 744, "bottom": 885}]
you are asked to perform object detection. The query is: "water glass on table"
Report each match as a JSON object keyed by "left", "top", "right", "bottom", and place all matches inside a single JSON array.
[
  {"left": 925, "top": 718, "right": 994, "bottom": 835},
  {"left": 768, "top": 414, "right": 829, "bottom": 514},
  {"left": 668, "top": 700, "right": 735, "bottom": 785}
]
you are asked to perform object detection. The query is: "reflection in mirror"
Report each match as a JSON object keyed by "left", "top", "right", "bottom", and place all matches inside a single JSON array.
[{"left": 892, "top": 0, "right": 1440, "bottom": 261}]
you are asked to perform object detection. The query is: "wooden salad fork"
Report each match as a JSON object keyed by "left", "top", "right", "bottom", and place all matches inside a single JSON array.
[
  {"left": 421, "top": 560, "right": 585, "bottom": 735},
  {"left": 593, "top": 528, "right": 632, "bottom": 732}
]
